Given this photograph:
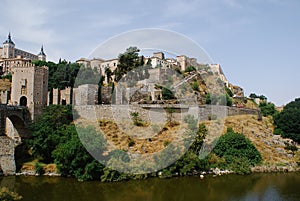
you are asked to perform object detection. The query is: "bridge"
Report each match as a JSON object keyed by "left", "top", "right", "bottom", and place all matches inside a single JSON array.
[
  {"left": 0, "top": 104, "right": 31, "bottom": 137},
  {"left": 0, "top": 104, "right": 31, "bottom": 175}
]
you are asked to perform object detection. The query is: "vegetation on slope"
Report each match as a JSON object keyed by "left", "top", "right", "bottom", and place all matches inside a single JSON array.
[
  {"left": 274, "top": 98, "right": 300, "bottom": 143},
  {"left": 26, "top": 106, "right": 264, "bottom": 180}
]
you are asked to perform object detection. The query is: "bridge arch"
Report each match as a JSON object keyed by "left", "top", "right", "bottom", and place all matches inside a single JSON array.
[{"left": 6, "top": 114, "right": 30, "bottom": 139}]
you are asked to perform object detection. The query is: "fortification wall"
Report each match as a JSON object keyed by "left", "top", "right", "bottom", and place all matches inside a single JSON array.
[{"left": 74, "top": 104, "right": 260, "bottom": 124}]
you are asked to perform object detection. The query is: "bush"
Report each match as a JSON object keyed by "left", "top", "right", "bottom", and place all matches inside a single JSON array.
[
  {"left": 211, "top": 130, "right": 262, "bottom": 174},
  {"left": 191, "top": 81, "right": 199, "bottom": 91},
  {"left": 259, "top": 101, "right": 277, "bottom": 117},
  {"left": 35, "top": 162, "right": 45, "bottom": 175},
  {"left": 162, "top": 87, "right": 175, "bottom": 100},
  {"left": 128, "top": 139, "right": 135, "bottom": 147},
  {"left": 185, "top": 66, "right": 196, "bottom": 73}
]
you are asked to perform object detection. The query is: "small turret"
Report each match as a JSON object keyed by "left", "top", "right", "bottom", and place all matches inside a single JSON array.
[{"left": 38, "top": 45, "right": 46, "bottom": 61}]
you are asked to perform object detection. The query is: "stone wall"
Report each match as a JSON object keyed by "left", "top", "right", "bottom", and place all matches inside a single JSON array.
[
  {"left": 74, "top": 104, "right": 260, "bottom": 124},
  {"left": 0, "top": 136, "right": 15, "bottom": 175}
]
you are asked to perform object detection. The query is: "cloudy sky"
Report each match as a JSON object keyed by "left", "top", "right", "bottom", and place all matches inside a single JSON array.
[{"left": 0, "top": 0, "right": 299, "bottom": 106}]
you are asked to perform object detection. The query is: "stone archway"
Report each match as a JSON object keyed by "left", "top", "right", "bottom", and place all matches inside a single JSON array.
[
  {"left": 19, "top": 96, "right": 27, "bottom": 106},
  {"left": 6, "top": 115, "right": 31, "bottom": 173}
]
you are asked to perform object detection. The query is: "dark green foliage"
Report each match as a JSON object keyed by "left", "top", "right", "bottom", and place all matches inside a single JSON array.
[
  {"left": 162, "top": 87, "right": 175, "bottom": 100},
  {"left": 0, "top": 73, "right": 12, "bottom": 81},
  {"left": 34, "top": 162, "right": 45, "bottom": 175},
  {"left": 225, "top": 87, "right": 233, "bottom": 97},
  {"left": 205, "top": 93, "right": 212, "bottom": 104},
  {"left": 97, "top": 76, "right": 105, "bottom": 104},
  {"left": 212, "top": 130, "right": 262, "bottom": 174},
  {"left": 274, "top": 98, "right": 300, "bottom": 143},
  {"left": 29, "top": 105, "right": 75, "bottom": 163},
  {"left": 114, "top": 47, "right": 142, "bottom": 82},
  {"left": 33, "top": 60, "right": 81, "bottom": 90},
  {"left": 185, "top": 66, "right": 196, "bottom": 73},
  {"left": 161, "top": 120, "right": 208, "bottom": 176},
  {"left": 249, "top": 93, "right": 267, "bottom": 101},
  {"left": 52, "top": 125, "right": 105, "bottom": 181},
  {"left": 284, "top": 142, "right": 298, "bottom": 154},
  {"left": 191, "top": 81, "right": 199, "bottom": 91},
  {"left": 259, "top": 101, "right": 277, "bottom": 117}
]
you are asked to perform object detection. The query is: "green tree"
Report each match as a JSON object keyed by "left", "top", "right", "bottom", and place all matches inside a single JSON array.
[
  {"left": 114, "top": 47, "right": 141, "bottom": 81},
  {"left": 274, "top": 98, "right": 300, "bottom": 143},
  {"left": 29, "top": 105, "right": 75, "bottom": 163},
  {"left": 249, "top": 93, "right": 258, "bottom": 99},
  {"left": 52, "top": 125, "right": 106, "bottom": 181},
  {"left": 259, "top": 101, "right": 277, "bottom": 117}
]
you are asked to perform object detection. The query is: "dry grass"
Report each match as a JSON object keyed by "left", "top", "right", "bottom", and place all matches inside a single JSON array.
[{"left": 99, "top": 119, "right": 183, "bottom": 154}]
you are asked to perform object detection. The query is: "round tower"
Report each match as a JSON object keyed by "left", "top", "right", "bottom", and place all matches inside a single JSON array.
[{"left": 2, "top": 32, "right": 15, "bottom": 58}]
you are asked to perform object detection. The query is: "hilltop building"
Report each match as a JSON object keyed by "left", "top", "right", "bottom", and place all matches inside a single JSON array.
[{"left": 0, "top": 33, "right": 46, "bottom": 75}]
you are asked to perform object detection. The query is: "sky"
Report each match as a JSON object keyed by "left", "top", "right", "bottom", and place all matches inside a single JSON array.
[{"left": 0, "top": 0, "right": 299, "bottom": 106}]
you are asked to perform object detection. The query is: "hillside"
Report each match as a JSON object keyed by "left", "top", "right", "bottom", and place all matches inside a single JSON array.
[{"left": 223, "top": 115, "right": 300, "bottom": 169}]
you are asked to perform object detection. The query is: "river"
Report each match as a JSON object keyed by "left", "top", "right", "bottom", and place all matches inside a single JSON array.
[{"left": 1, "top": 173, "right": 300, "bottom": 201}]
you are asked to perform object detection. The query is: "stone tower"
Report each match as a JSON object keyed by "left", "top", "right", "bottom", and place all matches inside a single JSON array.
[
  {"left": 2, "top": 33, "right": 15, "bottom": 59},
  {"left": 38, "top": 45, "right": 46, "bottom": 61},
  {"left": 11, "top": 61, "right": 48, "bottom": 120}
]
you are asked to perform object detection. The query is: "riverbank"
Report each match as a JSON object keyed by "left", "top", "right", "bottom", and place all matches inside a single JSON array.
[{"left": 2, "top": 173, "right": 300, "bottom": 201}]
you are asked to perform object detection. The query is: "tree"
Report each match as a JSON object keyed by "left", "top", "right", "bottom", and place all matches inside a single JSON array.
[
  {"left": 52, "top": 125, "right": 105, "bottom": 181},
  {"left": 105, "top": 67, "right": 112, "bottom": 83},
  {"left": 114, "top": 47, "right": 141, "bottom": 82},
  {"left": 274, "top": 98, "right": 300, "bottom": 143},
  {"left": 97, "top": 75, "right": 105, "bottom": 104},
  {"left": 259, "top": 101, "right": 277, "bottom": 117},
  {"left": 249, "top": 93, "right": 258, "bottom": 99},
  {"left": 29, "top": 105, "right": 75, "bottom": 163}
]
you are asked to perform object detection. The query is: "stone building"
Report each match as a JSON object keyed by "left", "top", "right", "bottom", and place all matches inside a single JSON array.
[
  {"left": 0, "top": 33, "right": 46, "bottom": 75},
  {"left": 51, "top": 87, "right": 72, "bottom": 105},
  {"left": 11, "top": 60, "right": 48, "bottom": 120}
]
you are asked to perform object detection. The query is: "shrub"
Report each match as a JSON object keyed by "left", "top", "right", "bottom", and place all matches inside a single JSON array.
[
  {"left": 130, "top": 112, "right": 145, "bottom": 126},
  {"left": 185, "top": 66, "right": 196, "bottom": 73},
  {"left": 191, "top": 81, "right": 199, "bottom": 91},
  {"left": 35, "top": 162, "right": 45, "bottom": 175},
  {"left": 211, "top": 130, "right": 262, "bottom": 174},
  {"left": 128, "top": 139, "right": 135, "bottom": 147}
]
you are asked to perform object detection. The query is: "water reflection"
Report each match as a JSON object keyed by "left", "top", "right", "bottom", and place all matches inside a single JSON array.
[{"left": 0, "top": 173, "right": 299, "bottom": 201}]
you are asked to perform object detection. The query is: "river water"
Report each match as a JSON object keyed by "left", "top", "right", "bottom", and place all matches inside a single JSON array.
[{"left": 1, "top": 173, "right": 300, "bottom": 201}]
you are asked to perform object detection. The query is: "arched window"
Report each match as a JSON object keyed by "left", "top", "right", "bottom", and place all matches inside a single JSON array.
[{"left": 19, "top": 96, "right": 27, "bottom": 106}]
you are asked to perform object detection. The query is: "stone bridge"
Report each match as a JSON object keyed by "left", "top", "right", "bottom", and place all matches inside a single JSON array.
[{"left": 0, "top": 104, "right": 31, "bottom": 175}]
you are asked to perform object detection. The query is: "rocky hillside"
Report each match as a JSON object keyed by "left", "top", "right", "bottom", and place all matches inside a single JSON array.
[{"left": 223, "top": 115, "right": 300, "bottom": 170}]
